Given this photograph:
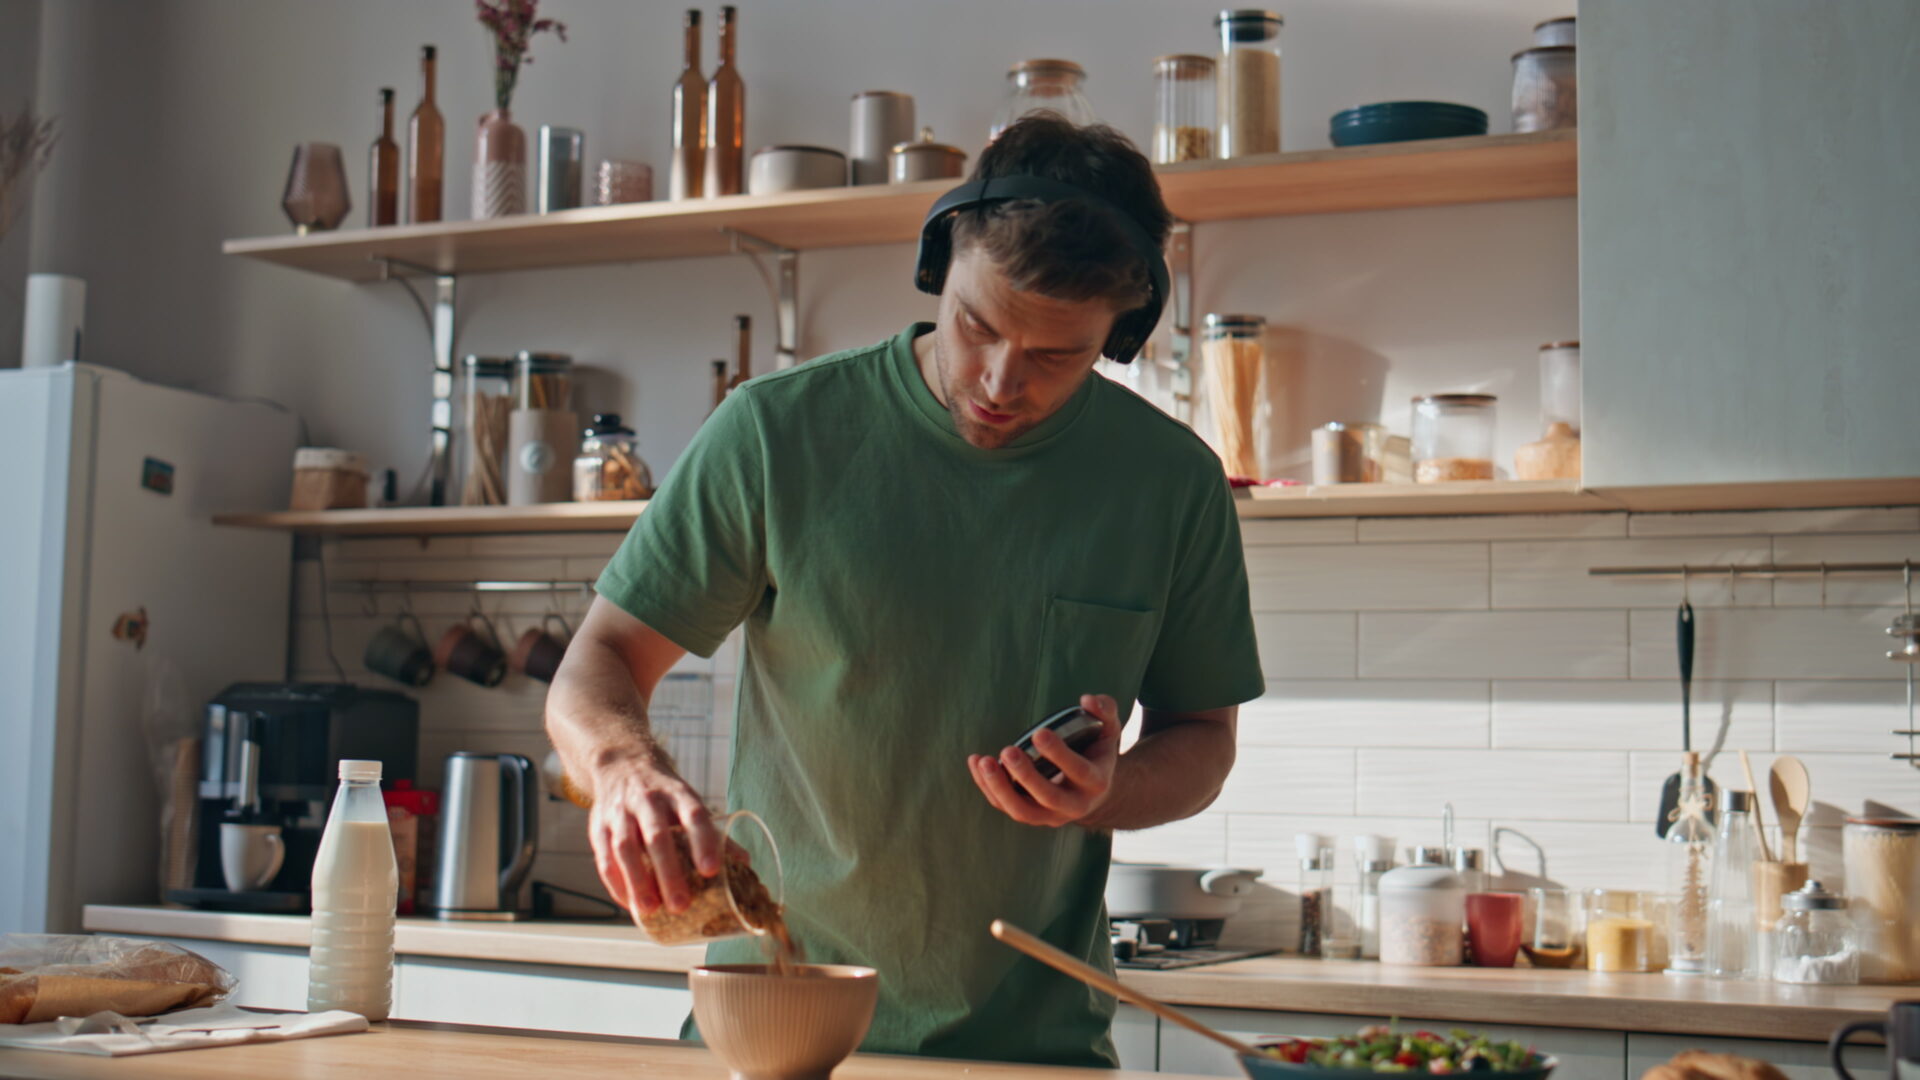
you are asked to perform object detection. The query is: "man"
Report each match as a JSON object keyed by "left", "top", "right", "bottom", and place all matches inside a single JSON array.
[{"left": 546, "top": 114, "right": 1263, "bottom": 1068}]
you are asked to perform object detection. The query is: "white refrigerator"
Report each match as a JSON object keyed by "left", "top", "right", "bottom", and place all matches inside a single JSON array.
[{"left": 0, "top": 364, "right": 298, "bottom": 933}]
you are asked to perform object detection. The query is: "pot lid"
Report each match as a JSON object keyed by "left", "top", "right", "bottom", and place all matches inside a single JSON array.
[
  {"left": 1781, "top": 880, "right": 1846, "bottom": 911},
  {"left": 1380, "top": 865, "right": 1464, "bottom": 891},
  {"left": 893, "top": 127, "right": 965, "bottom": 157}
]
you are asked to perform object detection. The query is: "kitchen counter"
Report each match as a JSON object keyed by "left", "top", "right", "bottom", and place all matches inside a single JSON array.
[
  {"left": 0, "top": 1019, "right": 1195, "bottom": 1079},
  {"left": 85, "top": 906, "right": 1909, "bottom": 1043}
]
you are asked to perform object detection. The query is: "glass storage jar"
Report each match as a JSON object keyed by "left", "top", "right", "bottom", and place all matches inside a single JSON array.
[
  {"left": 1202, "top": 313, "right": 1267, "bottom": 479},
  {"left": 573, "top": 413, "right": 653, "bottom": 502},
  {"left": 458, "top": 355, "right": 514, "bottom": 506},
  {"left": 1587, "top": 889, "right": 1655, "bottom": 972},
  {"left": 1844, "top": 817, "right": 1920, "bottom": 983},
  {"left": 1153, "top": 54, "right": 1216, "bottom": 163},
  {"left": 1512, "top": 46, "right": 1577, "bottom": 132},
  {"left": 1379, "top": 865, "right": 1465, "bottom": 966},
  {"left": 508, "top": 352, "right": 576, "bottom": 506},
  {"left": 991, "top": 59, "right": 1094, "bottom": 141},
  {"left": 514, "top": 351, "right": 573, "bottom": 409},
  {"left": 1773, "top": 880, "right": 1859, "bottom": 985},
  {"left": 1216, "top": 9, "right": 1282, "bottom": 157},
  {"left": 1411, "top": 393, "right": 1496, "bottom": 483},
  {"left": 1296, "top": 833, "right": 1334, "bottom": 957},
  {"left": 1706, "top": 790, "right": 1761, "bottom": 979},
  {"left": 1523, "top": 887, "right": 1586, "bottom": 969}
]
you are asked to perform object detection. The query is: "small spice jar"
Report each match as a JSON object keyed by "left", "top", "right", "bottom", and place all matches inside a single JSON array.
[
  {"left": 1215, "top": 9, "right": 1282, "bottom": 157},
  {"left": 1412, "top": 394, "right": 1497, "bottom": 483},
  {"left": 1379, "top": 865, "right": 1465, "bottom": 966},
  {"left": 1512, "top": 46, "right": 1577, "bottom": 133},
  {"left": 290, "top": 448, "right": 368, "bottom": 511},
  {"left": 1296, "top": 833, "right": 1334, "bottom": 957},
  {"left": 1773, "top": 880, "right": 1859, "bottom": 985},
  {"left": 573, "top": 413, "right": 653, "bottom": 502},
  {"left": 991, "top": 59, "right": 1095, "bottom": 141},
  {"left": 1153, "top": 54, "right": 1216, "bottom": 164}
]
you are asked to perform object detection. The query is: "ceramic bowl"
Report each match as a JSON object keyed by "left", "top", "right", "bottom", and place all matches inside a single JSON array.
[
  {"left": 690, "top": 963, "right": 879, "bottom": 1080},
  {"left": 747, "top": 145, "right": 847, "bottom": 195}
]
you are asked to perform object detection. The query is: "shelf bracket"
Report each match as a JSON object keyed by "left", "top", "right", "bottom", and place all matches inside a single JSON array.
[
  {"left": 1165, "top": 220, "right": 1195, "bottom": 424},
  {"left": 374, "top": 256, "right": 458, "bottom": 506},
  {"left": 723, "top": 229, "right": 800, "bottom": 369}
]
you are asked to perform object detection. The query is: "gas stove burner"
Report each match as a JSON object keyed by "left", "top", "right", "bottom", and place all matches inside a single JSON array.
[{"left": 1109, "top": 917, "right": 1276, "bottom": 968}]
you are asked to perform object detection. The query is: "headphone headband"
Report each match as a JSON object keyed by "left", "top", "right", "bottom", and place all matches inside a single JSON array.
[{"left": 913, "top": 174, "right": 1170, "bottom": 364}]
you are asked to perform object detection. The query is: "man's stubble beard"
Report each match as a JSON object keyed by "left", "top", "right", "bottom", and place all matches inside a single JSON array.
[{"left": 933, "top": 332, "right": 1034, "bottom": 450}]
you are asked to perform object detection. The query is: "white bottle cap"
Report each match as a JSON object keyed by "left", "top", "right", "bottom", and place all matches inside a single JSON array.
[
  {"left": 1295, "top": 832, "right": 1332, "bottom": 864},
  {"left": 339, "top": 759, "right": 383, "bottom": 782}
]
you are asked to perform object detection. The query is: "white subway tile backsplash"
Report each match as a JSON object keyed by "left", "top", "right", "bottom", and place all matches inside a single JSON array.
[
  {"left": 1770, "top": 533, "right": 1920, "bottom": 606},
  {"left": 1492, "top": 680, "right": 1772, "bottom": 750},
  {"left": 1629, "top": 606, "right": 1907, "bottom": 680},
  {"left": 287, "top": 508, "right": 1920, "bottom": 903},
  {"left": 1239, "top": 680, "right": 1488, "bottom": 748},
  {"left": 1253, "top": 613, "right": 1357, "bottom": 678},
  {"left": 1628, "top": 750, "right": 1920, "bottom": 827},
  {"left": 1359, "top": 749, "right": 1630, "bottom": 822},
  {"left": 1629, "top": 507, "right": 1920, "bottom": 538},
  {"left": 1242, "top": 518, "right": 1358, "bottom": 545},
  {"left": 1359, "top": 611, "right": 1628, "bottom": 678},
  {"left": 1492, "top": 538, "right": 1773, "bottom": 609},
  {"left": 1777, "top": 680, "right": 1915, "bottom": 754},
  {"left": 1112, "top": 812, "right": 1229, "bottom": 867},
  {"left": 1359, "top": 513, "right": 1626, "bottom": 543},
  {"left": 1214, "top": 747, "right": 1355, "bottom": 814},
  {"left": 1246, "top": 543, "right": 1488, "bottom": 611}
]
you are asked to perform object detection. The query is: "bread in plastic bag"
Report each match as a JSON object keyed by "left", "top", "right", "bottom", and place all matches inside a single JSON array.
[{"left": 0, "top": 934, "right": 235, "bottom": 1024}]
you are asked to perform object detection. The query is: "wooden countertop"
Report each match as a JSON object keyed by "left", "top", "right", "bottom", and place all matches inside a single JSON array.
[
  {"left": 0, "top": 1019, "right": 1194, "bottom": 1079},
  {"left": 86, "top": 906, "right": 1909, "bottom": 1043}
]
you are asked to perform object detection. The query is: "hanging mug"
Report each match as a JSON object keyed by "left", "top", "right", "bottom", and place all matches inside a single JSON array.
[
  {"left": 510, "top": 613, "right": 572, "bottom": 683},
  {"left": 436, "top": 611, "right": 507, "bottom": 687},
  {"left": 364, "top": 611, "right": 434, "bottom": 686}
]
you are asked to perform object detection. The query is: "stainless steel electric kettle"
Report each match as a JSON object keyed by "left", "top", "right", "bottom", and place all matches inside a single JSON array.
[{"left": 430, "top": 752, "right": 537, "bottom": 920}]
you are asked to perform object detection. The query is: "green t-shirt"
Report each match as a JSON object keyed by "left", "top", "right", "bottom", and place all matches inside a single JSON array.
[{"left": 596, "top": 323, "right": 1264, "bottom": 1067}]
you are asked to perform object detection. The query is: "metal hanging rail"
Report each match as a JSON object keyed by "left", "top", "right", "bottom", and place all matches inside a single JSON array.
[
  {"left": 1587, "top": 561, "right": 1914, "bottom": 579},
  {"left": 330, "top": 579, "right": 595, "bottom": 594}
]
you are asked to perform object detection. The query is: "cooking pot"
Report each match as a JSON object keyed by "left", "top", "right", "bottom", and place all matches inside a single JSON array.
[{"left": 1107, "top": 862, "right": 1263, "bottom": 921}]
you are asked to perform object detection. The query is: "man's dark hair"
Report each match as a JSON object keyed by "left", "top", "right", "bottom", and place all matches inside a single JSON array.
[{"left": 950, "top": 113, "right": 1173, "bottom": 317}]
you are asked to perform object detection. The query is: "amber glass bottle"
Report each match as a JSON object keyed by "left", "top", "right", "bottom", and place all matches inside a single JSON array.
[
  {"left": 703, "top": 6, "right": 744, "bottom": 197},
  {"left": 369, "top": 88, "right": 400, "bottom": 226},
  {"left": 407, "top": 45, "right": 444, "bottom": 223},
  {"left": 670, "top": 10, "right": 705, "bottom": 200}
]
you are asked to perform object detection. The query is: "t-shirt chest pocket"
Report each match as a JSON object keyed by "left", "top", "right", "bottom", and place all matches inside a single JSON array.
[{"left": 1029, "top": 597, "right": 1160, "bottom": 721}]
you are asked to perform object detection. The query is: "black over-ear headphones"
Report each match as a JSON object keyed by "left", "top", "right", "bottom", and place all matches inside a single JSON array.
[{"left": 913, "top": 175, "right": 1171, "bottom": 365}]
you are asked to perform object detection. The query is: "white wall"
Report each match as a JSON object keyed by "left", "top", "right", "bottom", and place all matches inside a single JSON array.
[
  {"left": 19, "top": 0, "right": 1576, "bottom": 486},
  {"left": 1579, "top": 0, "right": 1920, "bottom": 486},
  {"left": 0, "top": 0, "right": 43, "bottom": 365}
]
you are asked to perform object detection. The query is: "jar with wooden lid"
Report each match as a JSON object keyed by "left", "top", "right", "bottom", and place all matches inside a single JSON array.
[
  {"left": 991, "top": 60, "right": 1094, "bottom": 141},
  {"left": 1153, "top": 54, "right": 1216, "bottom": 164},
  {"left": 1411, "top": 394, "right": 1496, "bottom": 483},
  {"left": 290, "top": 448, "right": 368, "bottom": 511}
]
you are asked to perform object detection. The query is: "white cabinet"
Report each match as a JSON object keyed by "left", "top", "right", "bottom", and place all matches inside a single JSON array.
[
  {"left": 1628, "top": 1033, "right": 1885, "bottom": 1080},
  {"left": 395, "top": 957, "right": 690, "bottom": 1038},
  {"left": 1114, "top": 1004, "right": 1159, "bottom": 1071},
  {"left": 1579, "top": 1, "right": 1920, "bottom": 486},
  {"left": 1155, "top": 1006, "right": 1627, "bottom": 1080}
]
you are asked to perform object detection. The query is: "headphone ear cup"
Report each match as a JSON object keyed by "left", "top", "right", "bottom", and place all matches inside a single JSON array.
[{"left": 914, "top": 217, "right": 953, "bottom": 295}]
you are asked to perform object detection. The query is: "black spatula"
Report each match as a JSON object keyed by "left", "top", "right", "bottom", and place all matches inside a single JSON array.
[{"left": 1656, "top": 598, "right": 1717, "bottom": 837}]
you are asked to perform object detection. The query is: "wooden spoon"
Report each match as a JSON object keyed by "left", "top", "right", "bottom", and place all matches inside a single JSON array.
[
  {"left": 989, "top": 920, "right": 1262, "bottom": 1060},
  {"left": 1770, "top": 756, "right": 1811, "bottom": 864},
  {"left": 1738, "top": 750, "right": 1777, "bottom": 863}
]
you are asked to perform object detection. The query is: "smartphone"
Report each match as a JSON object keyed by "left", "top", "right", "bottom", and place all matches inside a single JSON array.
[{"left": 1012, "top": 706, "right": 1104, "bottom": 781}]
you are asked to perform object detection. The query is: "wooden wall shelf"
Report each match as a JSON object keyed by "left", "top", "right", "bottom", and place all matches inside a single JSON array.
[
  {"left": 213, "top": 476, "right": 1919, "bottom": 536},
  {"left": 222, "top": 131, "right": 1576, "bottom": 283}
]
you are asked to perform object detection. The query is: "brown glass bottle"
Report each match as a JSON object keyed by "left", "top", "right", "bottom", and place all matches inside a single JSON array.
[
  {"left": 369, "top": 88, "right": 400, "bottom": 227},
  {"left": 670, "top": 10, "right": 705, "bottom": 200},
  {"left": 407, "top": 45, "right": 444, "bottom": 224},
  {"left": 703, "top": 6, "right": 744, "bottom": 197}
]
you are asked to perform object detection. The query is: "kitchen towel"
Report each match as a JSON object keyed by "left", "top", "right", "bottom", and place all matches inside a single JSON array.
[{"left": 0, "top": 1003, "right": 368, "bottom": 1056}]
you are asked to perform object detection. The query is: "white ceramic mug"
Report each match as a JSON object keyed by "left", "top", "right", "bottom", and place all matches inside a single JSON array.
[{"left": 220, "top": 822, "right": 285, "bottom": 892}]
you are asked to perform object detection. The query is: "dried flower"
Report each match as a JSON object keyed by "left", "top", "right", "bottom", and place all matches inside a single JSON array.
[
  {"left": 475, "top": 0, "right": 567, "bottom": 112},
  {"left": 0, "top": 104, "right": 58, "bottom": 247}
]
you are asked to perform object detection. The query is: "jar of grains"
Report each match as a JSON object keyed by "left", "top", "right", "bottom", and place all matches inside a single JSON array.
[
  {"left": 1844, "top": 818, "right": 1920, "bottom": 983},
  {"left": 1153, "top": 54, "right": 1216, "bottom": 164},
  {"left": 1412, "top": 393, "right": 1497, "bottom": 483},
  {"left": 1215, "top": 9, "right": 1282, "bottom": 157},
  {"left": 1379, "top": 864, "right": 1465, "bottom": 966}
]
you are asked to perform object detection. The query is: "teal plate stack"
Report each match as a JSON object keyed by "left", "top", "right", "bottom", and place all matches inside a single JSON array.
[{"left": 1330, "top": 101, "right": 1490, "bottom": 147}]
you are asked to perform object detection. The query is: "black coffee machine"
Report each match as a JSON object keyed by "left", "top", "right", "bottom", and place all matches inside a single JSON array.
[{"left": 170, "top": 683, "right": 419, "bottom": 913}]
